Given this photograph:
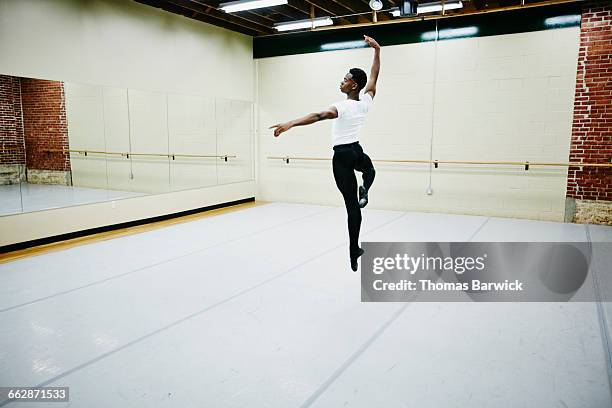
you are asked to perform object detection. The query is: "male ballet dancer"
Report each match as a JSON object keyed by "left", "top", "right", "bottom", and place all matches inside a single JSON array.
[{"left": 271, "top": 35, "right": 380, "bottom": 271}]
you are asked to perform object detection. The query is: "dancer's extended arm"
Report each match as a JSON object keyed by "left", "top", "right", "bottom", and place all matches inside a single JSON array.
[{"left": 270, "top": 106, "right": 338, "bottom": 137}]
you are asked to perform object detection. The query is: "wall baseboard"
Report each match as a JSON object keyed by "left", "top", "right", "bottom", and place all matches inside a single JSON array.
[{"left": 0, "top": 197, "right": 255, "bottom": 254}]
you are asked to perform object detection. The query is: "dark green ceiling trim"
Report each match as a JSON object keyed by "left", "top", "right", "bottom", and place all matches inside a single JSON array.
[{"left": 253, "top": 3, "right": 581, "bottom": 59}]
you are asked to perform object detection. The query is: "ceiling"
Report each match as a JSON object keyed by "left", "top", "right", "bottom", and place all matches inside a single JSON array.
[{"left": 134, "top": 0, "right": 579, "bottom": 37}]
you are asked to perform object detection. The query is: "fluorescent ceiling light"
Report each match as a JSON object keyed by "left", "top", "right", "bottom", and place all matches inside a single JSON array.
[
  {"left": 418, "top": 1, "right": 463, "bottom": 14},
  {"left": 220, "top": 0, "right": 287, "bottom": 13},
  {"left": 321, "top": 40, "right": 368, "bottom": 51},
  {"left": 421, "top": 26, "right": 479, "bottom": 41},
  {"left": 544, "top": 15, "right": 581, "bottom": 27},
  {"left": 274, "top": 17, "right": 333, "bottom": 32}
]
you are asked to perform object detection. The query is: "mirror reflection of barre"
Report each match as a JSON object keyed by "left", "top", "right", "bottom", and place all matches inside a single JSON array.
[{"left": 43, "top": 149, "right": 237, "bottom": 162}]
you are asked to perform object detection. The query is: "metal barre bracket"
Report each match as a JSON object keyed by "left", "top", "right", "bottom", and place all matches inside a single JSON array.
[{"left": 525, "top": 162, "right": 529, "bottom": 171}]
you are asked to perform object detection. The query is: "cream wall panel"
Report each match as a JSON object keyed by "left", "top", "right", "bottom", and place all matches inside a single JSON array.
[
  {"left": 428, "top": 28, "right": 579, "bottom": 221},
  {"left": 257, "top": 28, "right": 580, "bottom": 221},
  {"left": 64, "top": 83, "right": 108, "bottom": 189},
  {"left": 0, "top": 0, "right": 253, "bottom": 101}
]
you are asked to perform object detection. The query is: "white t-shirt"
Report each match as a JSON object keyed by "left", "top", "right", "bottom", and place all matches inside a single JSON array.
[{"left": 331, "top": 92, "right": 373, "bottom": 147}]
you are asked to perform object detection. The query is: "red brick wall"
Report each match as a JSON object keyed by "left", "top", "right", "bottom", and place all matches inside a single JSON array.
[
  {"left": 20, "top": 78, "right": 70, "bottom": 171},
  {"left": 0, "top": 75, "right": 26, "bottom": 165},
  {"left": 567, "top": 0, "right": 612, "bottom": 201}
]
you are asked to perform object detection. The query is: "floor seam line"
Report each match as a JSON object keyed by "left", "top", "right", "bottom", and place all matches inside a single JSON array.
[
  {"left": 469, "top": 216, "right": 490, "bottom": 242},
  {"left": 586, "top": 224, "right": 612, "bottom": 403},
  {"left": 298, "top": 304, "right": 409, "bottom": 408}
]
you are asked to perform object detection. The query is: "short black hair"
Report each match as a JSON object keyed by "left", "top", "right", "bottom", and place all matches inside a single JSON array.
[{"left": 349, "top": 68, "right": 367, "bottom": 91}]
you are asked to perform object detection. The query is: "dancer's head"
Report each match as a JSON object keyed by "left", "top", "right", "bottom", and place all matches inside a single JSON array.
[{"left": 340, "top": 68, "right": 367, "bottom": 95}]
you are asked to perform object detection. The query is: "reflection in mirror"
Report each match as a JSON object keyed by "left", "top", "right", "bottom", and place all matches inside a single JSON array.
[
  {"left": 216, "top": 99, "right": 254, "bottom": 184},
  {"left": 1, "top": 74, "right": 254, "bottom": 217},
  {"left": 168, "top": 94, "right": 218, "bottom": 191},
  {"left": 0, "top": 75, "right": 26, "bottom": 215},
  {"left": 0, "top": 75, "right": 147, "bottom": 217},
  {"left": 127, "top": 89, "right": 170, "bottom": 194}
]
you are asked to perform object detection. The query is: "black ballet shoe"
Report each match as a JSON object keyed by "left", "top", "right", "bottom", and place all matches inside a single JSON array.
[
  {"left": 350, "top": 248, "right": 365, "bottom": 272},
  {"left": 358, "top": 186, "right": 368, "bottom": 208}
]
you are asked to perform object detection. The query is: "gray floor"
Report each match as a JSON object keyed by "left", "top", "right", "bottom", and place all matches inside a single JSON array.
[
  {"left": 0, "top": 183, "right": 145, "bottom": 216},
  {"left": 0, "top": 202, "right": 611, "bottom": 407}
]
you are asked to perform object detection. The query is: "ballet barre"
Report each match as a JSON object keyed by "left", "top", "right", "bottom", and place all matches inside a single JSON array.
[
  {"left": 42, "top": 149, "right": 237, "bottom": 162},
  {"left": 268, "top": 156, "right": 612, "bottom": 171}
]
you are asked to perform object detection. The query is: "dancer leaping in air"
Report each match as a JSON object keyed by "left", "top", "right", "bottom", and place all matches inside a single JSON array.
[{"left": 271, "top": 35, "right": 380, "bottom": 272}]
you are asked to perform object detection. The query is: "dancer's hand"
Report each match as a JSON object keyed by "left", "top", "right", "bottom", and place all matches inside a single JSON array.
[
  {"left": 270, "top": 122, "right": 292, "bottom": 137},
  {"left": 363, "top": 35, "right": 380, "bottom": 50}
]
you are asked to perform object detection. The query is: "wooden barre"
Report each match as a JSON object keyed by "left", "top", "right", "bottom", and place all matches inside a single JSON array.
[{"left": 267, "top": 156, "right": 612, "bottom": 170}]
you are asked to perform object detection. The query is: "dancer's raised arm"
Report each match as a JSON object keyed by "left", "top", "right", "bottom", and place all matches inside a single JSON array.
[{"left": 363, "top": 35, "right": 380, "bottom": 99}]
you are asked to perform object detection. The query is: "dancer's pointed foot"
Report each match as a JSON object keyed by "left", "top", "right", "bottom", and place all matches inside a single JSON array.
[
  {"left": 358, "top": 186, "right": 368, "bottom": 208},
  {"left": 350, "top": 247, "right": 365, "bottom": 272}
]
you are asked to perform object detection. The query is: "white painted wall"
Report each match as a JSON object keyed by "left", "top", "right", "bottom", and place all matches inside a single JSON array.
[
  {"left": 0, "top": 0, "right": 253, "bottom": 100},
  {"left": 257, "top": 27, "right": 580, "bottom": 221},
  {"left": 0, "top": 0, "right": 255, "bottom": 245}
]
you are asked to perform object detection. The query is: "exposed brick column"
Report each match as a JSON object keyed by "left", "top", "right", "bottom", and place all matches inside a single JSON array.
[
  {"left": 20, "top": 78, "right": 71, "bottom": 185},
  {"left": 567, "top": 0, "right": 612, "bottom": 225},
  {"left": 0, "top": 75, "right": 26, "bottom": 184}
]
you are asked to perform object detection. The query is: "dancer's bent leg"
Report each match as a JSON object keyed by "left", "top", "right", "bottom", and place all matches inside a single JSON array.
[{"left": 355, "top": 147, "right": 376, "bottom": 208}]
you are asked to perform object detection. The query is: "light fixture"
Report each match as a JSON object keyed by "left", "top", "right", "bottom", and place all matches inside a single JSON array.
[
  {"left": 398, "top": 0, "right": 417, "bottom": 15},
  {"left": 321, "top": 40, "right": 368, "bottom": 51},
  {"left": 418, "top": 1, "right": 463, "bottom": 14},
  {"left": 397, "top": 0, "right": 462, "bottom": 16},
  {"left": 544, "top": 15, "right": 581, "bottom": 27},
  {"left": 369, "top": 0, "right": 384, "bottom": 11},
  {"left": 421, "top": 26, "right": 478, "bottom": 41},
  {"left": 220, "top": 0, "right": 287, "bottom": 13},
  {"left": 274, "top": 17, "right": 333, "bottom": 32}
]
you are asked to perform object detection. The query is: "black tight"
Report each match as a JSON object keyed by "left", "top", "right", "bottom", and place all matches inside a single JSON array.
[{"left": 332, "top": 142, "right": 376, "bottom": 259}]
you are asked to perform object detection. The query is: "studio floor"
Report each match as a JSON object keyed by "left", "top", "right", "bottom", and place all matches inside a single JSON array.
[
  {"left": 1, "top": 202, "right": 611, "bottom": 407},
  {"left": 0, "top": 183, "right": 145, "bottom": 216}
]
